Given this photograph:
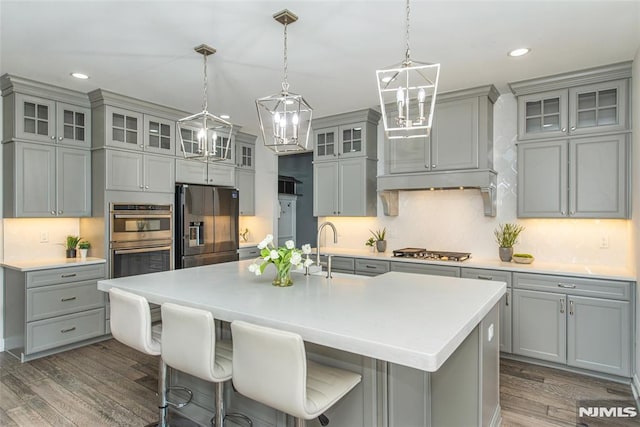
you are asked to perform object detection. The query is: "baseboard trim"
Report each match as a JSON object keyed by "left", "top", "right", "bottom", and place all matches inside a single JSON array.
[
  {"left": 632, "top": 374, "right": 640, "bottom": 406},
  {"left": 489, "top": 405, "right": 502, "bottom": 427},
  {"left": 0, "top": 338, "right": 4, "bottom": 352}
]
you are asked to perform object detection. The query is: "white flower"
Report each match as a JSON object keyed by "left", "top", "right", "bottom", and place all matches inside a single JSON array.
[
  {"left": 264, "top": 234, "right": 273, "bottom": 244},
  {"left": 248, "top": 263, "right": 257, "bottom": 272},
  {"left": 290, "top": 252, "right": 302, "bottom": 266},
  {"left": 257, "top": 241, "right": 266, "bottom": 250},
  {"left": 304, "top": 257, "right": 314, "bottom": 267},
  {"left": 254, "top": 268, "right": 262, "bottom": 276},
  {"left": 264, "top": 255, "right": 270, "bottom": 261},
  {"left": 301, "top": 244, "right": 311, "bottom": 254},
  {"left": 285, "top": 240, "right": 295, "bottom": 250},
  {"left": 270, "top": 250, "right": 279, "bottom": 260}
]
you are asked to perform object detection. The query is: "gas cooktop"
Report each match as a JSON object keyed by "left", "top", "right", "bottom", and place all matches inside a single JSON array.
[{"left": 392, "top": 248, "right": 471, "bottom": 262}]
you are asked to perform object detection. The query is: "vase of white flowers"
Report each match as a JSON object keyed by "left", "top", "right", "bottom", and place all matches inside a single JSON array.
[{"left": 248, "top": 234, "right": 314, "bottom": 287}]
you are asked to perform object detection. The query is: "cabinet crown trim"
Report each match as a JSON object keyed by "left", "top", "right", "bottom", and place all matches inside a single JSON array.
[
  {"left": 89, "top": 89, "right": 194, "bottom": 121},
  {"left": 312, "top": 108, "right": 381, "bottom": 130},
  {"left": 509, "top": 61, "right": 632, "bottom": 96},
  {"left": 1, "top": 74, "right": 91, "bottom": 107},
  {"left": 235, "top": 131, "right": 258, "bottom": 145}
]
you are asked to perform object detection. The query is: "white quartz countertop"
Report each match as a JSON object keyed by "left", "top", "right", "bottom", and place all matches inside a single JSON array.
[
  {"left": 97, "top": 260, "right": 505, "bottom": 372},
  {"left": 318, "top": 247, "right": 635, "bottom": 281},
  {"left": 1, "top": 257, "right": 106, "bottom": 272}
]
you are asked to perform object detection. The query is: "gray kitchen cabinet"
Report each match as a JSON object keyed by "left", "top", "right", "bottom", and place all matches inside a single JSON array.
[
  {"left": 390, "top": 261, "right": 461, "bottom": 277},
  {"left": 236, "top": 169, "right": 255, "bottom": 216},
  {"left": 386, "top": 86, "right": 497, "bottom": 174},
  {"left": 105, "top": 149, "right": 174, "bottom": 193},
  {"left": 4, "top": 263, "right": 108, "bottom": 362},
  {"left": 318, "top": 255, "right": 355, "bottom": 274},
  {"left": 354, "top": 259, "right": 389, "bottom": 276},
  {"left": 2, "top": 91, "right": 91, "bottom": 148},
  {"left": 238, "top": 246, "right": 260, "bottom": 261},
  {"left": 235, "top": 132, "right": 256, "bottom": 170},
  {"left": 105, "top": 105, "right": 144, "bottom": 150},
  {"left": 175, "top": 159, "right": 235, "bottom": 187},
  {"left": 512, "top": 272, "right": 633, "bottom": 377},
  {"left": 510, "top": 64, "right": 631, "bottom": 141},
  {"left": 313, "top": 157, "right": 377, "bottom": 216},
  {"left": 518, "top": 134, "right": 628, "bottom": 218},
  {"left": 313, "top": 126, "right": 339, "bottom": 161},
  {"left": 313, "top": 112, "right": 379, "bottom": 162},
  {"left": 143, "top": 114, "right": 175, "bottom": 155},
  {"left": 3, "top": 141, "right": 91, "bottom": 217},
  {"left": 461, "top": 268, "right": 512, "bottom": 353}
]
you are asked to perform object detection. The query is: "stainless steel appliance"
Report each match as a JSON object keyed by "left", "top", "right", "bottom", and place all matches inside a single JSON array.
[
  {"left": 392, "top": 248, "right": 471, "bottom": 262},
  {"left": 175, "top": 184, "right": 239, "bottom": 268},
  {"left": 109, "top": 203, "right": 173, "bottom": 278}
]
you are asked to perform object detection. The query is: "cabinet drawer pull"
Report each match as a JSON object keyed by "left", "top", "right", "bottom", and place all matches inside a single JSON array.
[
  {"left": 477, "top": 275, "right": 493, "bottom": 280},
  {"left": 60, "top": 327, "right": 76, "bottom": 334},
  {"left": 557, "top": 283, "right": 576, "bottom": 289},
  {"left": 560, "top": 299, "right": 565, "bottom": 314},
  {"left": 569, "top": 300, "right": 574, "bottom": 316},
  {"left": 61, "top": 273, "right": 77, "bottom": 278},
  {"left": 61, "top": 296, "right": 77, "bottom": 302},
  {"left": 365, "top": 265, "right": 377, "bottom": 269},
  {"left": 505, "top": 293, "right": 509, "bottom": 306}
]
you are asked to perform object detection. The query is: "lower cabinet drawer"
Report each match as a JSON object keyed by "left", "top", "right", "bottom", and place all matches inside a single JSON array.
[
  {"left": 26, "top": 308, "right": 106, "bottom": 354},
  {"left": 390, "top": 261, "right": 460, "bottom": 277},
  {"left": 513, "top": 273, "right": 631, "bottom": 301},
  {"left": 238, "top": 247, "right": 261, "bottom": 260},
  {"left": 355, "top": 259, "right": 390, "bottom": 275},
  {"left": 319, "top": 255, "right": 355, "bottom": 273},
  {"left": 27, "top": 280, "right": 105, "bottom": 322},
  {"left": 461, "top": 268, "right": 512, "bottom": 287},
  {"left": 26, "top": 264, "right": 106, "bottom": 288}
]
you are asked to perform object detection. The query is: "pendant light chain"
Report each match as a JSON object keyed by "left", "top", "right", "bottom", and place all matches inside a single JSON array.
[
  {"left": 202, "top": 52, "right": 209, "bottom": 112},
  {"left": 282, "top": 20, "right": 290, "bottom": 93},
  {"left": 404, "top": 0, "right": 411, "bottom": 64}
]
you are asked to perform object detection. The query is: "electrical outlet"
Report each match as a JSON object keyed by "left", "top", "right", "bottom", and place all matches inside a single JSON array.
[
  {"left": 599, "top": 236, "right": 609, "bottom": 249},
  {"left": 40, "top": 232, "right": 49, "bottom": 243}
]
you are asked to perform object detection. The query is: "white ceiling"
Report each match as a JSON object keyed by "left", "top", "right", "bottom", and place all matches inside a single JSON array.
[{"left": 1, "top": 0, "right": 639, "bottom": 135}]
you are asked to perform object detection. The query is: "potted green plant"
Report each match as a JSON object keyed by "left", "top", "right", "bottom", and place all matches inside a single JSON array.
[
  {"left": 494, "top": 223, "right": 524, "bottom": 262},
  {"left": 78, "top": 240, "right": 91, "bottom": 259},
  {"left": 365, "top": 237, "right": 376, "bottom": 252},
  {"left": 370, "top": 228, "right": 387, "bottom": 253},
  {"left": 64, "top": 235, "right": 81, "bottom": 258}
]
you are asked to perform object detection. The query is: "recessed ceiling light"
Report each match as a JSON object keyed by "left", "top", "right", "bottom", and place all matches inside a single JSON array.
[
  {"left": 220, "top": 114, "right": 230, "bottom": 119},
  {"left": 508, "top": 48, "right": 531, "bottom": 57},
  {"left": 70, "top": 72, "right": 89, "bottom": 79}
]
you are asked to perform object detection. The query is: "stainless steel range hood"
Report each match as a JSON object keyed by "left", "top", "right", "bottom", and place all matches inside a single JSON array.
[{"left": 377, "top": 169, "right": 497, "bottom": 217}]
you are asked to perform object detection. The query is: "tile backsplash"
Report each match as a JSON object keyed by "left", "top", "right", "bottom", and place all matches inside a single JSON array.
[
  {"left": 319, "top": 93, "right": 632, "bottom": 269},
  {"left": 3, "top": 218, "right": 80, "bottom": 261}
]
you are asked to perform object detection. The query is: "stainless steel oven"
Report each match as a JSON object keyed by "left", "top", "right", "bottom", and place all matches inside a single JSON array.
[{"left": 109, "top": 203, "right": 173, "bottom": 278}]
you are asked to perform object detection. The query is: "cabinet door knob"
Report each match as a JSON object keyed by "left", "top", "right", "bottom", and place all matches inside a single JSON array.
[
  {"left": 145, "top": 185, "right": 149, "bottom": 189},
  {"left": 139, "top": 144, "right": 144, "bottom": 148},
  {"left": 51, "top": 210, "right": 56, "bottom": 215},
  {"left": 431, "top": 165, "right": 437, "bottom": 168},
  {"left": 561, "top": 127, "right": 567, "bottom": 132},
  {"left": 561, "top": 211, "right": 566, "bottom": 216},
  {"left": 570, "top": 126, "right": 576, "bottom": 131},
  {"left": 50, "top": 136, "right": 56, "bottom": 140},
  {"left": 58, "top": 136, "right": 63, "bottom": 141},
  {"left": 569, "top": 211, "right": 575, "bottom": 215},
  {"left": 505, "top": 293, "right": 509, "bottom": 306},
  {"left": 139, "top": 185, "right": 144, "bottom": 189},
  {"left": 58, "top": 210, "right": 63, "bottom": 214}
]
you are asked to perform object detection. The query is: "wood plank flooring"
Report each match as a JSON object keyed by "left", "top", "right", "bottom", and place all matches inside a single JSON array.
[{"left": 1, "top": 341, "right": 638, "bottom": 426}]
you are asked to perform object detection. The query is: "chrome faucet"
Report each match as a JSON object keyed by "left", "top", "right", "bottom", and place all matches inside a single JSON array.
[{"left": 316, "top": 221, "right": 338, "bottom": 266}]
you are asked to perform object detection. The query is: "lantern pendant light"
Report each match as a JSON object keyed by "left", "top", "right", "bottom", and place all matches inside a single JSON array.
[
  {"left": 376, "top": 0, "right": 440, "bottom": 139},
  {"left": 256, "top": 9, "right": 313, "bottom": 154},
  {"left": 178, "top": 44, "right": 233, "bottom": 162}
]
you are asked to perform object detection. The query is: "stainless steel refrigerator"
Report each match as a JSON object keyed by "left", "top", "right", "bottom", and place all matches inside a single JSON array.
[{"left": 175, "top": 183, "right": 239, "bottom": 268}]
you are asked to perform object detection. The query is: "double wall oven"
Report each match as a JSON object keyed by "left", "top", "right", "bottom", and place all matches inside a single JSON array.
[{"left": 109, "top": 203, "right": 173, "bottom": 278}]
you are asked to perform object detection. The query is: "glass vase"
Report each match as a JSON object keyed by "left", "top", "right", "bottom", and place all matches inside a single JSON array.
[{"left": 272, "top": 266, "right": 293, "bottom": 287}]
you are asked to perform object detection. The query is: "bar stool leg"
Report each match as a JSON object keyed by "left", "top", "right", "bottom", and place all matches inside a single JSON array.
[
  {"left": 213, "top": 381, "right": 224, "bottom": 427},
  {"left": 294, "top": 418, "right": 306, "bottom": 427},
  {"left": 145, "top": 358, "right": 168, "bottom": 427}
]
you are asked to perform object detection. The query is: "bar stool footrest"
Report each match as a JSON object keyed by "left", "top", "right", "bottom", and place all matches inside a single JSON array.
[{"left": 166, "top": 386, "right": 193, "bottom": 409}]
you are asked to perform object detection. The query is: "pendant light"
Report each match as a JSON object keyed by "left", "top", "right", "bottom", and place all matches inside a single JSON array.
[
  {"left": 178, "top": 44, "right": 233, "bottom": 162},
  {"left": 376, "top": 0, "right": 440, "bottom": 139},
  {"left": 256, "top": 9, "right": 313, "bottom": 154}
]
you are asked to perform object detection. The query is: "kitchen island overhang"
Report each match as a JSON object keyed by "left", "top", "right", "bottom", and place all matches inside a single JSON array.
[{"left": 97, "top": 260, "right": 506, "bottom": 426}]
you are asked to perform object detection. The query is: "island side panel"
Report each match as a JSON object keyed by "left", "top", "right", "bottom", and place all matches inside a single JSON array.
[{"left": 481, "top": 303, "right": 501, "bottom": 426}]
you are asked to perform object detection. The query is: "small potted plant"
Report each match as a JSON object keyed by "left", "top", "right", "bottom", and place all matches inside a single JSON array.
[
  {"left": 494, "top": 223, "right": 524, "bottom": 262},
  {"left": 78, "top": 240, "right": 91, "bottom": 260},
  {"left": 370, "top": 228, "right": 387, "bottom": 253},
  {"left": 365, "top": 237, "right": 376, "bottom": 252},
  {"left": 64, "top": 235, "right": 81, "bottom": 258}
]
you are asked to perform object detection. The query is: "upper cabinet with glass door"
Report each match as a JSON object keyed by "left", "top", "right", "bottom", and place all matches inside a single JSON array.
[
  {"left": 510, "top": 63, "right": 631, "bottom": 141},
  {"left": 234, "top": 131, "right": 257, "bottom": 170},
  {"left": 312, "top": 109, "right": 381, "bottom": 162},
  {"left": 143, "top": 114, "right": 175, "bottom": 155},
  {"left": 1, "top": 75, "right": 91, "bottom": 148}
]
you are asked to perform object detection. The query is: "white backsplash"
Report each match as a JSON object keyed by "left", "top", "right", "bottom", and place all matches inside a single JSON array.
[
  {"left": 3, "top": 218, "right": 80, "bottom": 261},
  {"left": 319, "top": 93, "right": 632, "bottom": 269}
]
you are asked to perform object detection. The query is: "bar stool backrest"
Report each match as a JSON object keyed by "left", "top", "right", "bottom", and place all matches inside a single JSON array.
[{"left": 109, "top": 288, "right": 160, "bottom": 356}]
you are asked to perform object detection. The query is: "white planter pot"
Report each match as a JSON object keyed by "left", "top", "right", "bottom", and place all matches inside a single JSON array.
[{"left": 79, "top": 248, "right": 88, "bottom": 260}]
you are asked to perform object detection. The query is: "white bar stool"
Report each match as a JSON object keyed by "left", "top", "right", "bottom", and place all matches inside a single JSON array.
[
  {"left": 230, "top": 320, "right": 362, "bottom": 427},
  {"left": 109, "top": 288, "right": 191, "bottom": 427},
  {"left": 161, "top": 303, "right": 252, "bottom": 427}
]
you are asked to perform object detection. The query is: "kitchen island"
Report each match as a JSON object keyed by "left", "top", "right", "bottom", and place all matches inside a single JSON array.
[{"left": 97, "top": 260, "right": 505, "bottom": 427}]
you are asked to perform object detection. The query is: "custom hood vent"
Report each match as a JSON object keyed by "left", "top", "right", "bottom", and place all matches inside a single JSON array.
[
  {"left": 377, "top": 169, "right": 497, "bottom": 217},
  {"left": 376, "top": 85, "right": 499, "bottom": 217}
]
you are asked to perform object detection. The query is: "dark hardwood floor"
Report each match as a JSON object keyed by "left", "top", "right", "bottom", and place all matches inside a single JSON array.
[{"left": 1, "top": 340, "right": 638, "bottom": 426}]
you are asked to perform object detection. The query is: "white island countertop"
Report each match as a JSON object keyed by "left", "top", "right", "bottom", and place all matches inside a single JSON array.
[{"left": 98, "top": 260, "right": 505, "bottom": 372}]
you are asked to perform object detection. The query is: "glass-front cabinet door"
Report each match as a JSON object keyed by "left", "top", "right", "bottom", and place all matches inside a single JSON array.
[
  {"left": 143, "top": 114, "right": 174, "bottom": 155},
  {"left": 56, "top": 102, "right": 90, "bottom": 147},
  {"left": 518, "top": 90, "right": 568, "bottom": 140},
  {"left": 568, "top": 80, "right": 628, "bottom": 135},
  {"left": 15, "top": 94, "right": 56, "bottom": 143},
  {"left": 236, "top": 141, "right": 254, "bottom": 169},
  {"left": 339, "top": 124, "right": 366, "bottom": 159},
  {"left": 313, "top": 127, "right": 338, "bottom": 160},
  {"left": 106, "top": 106, "right": 144, "bottom": 150}
]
